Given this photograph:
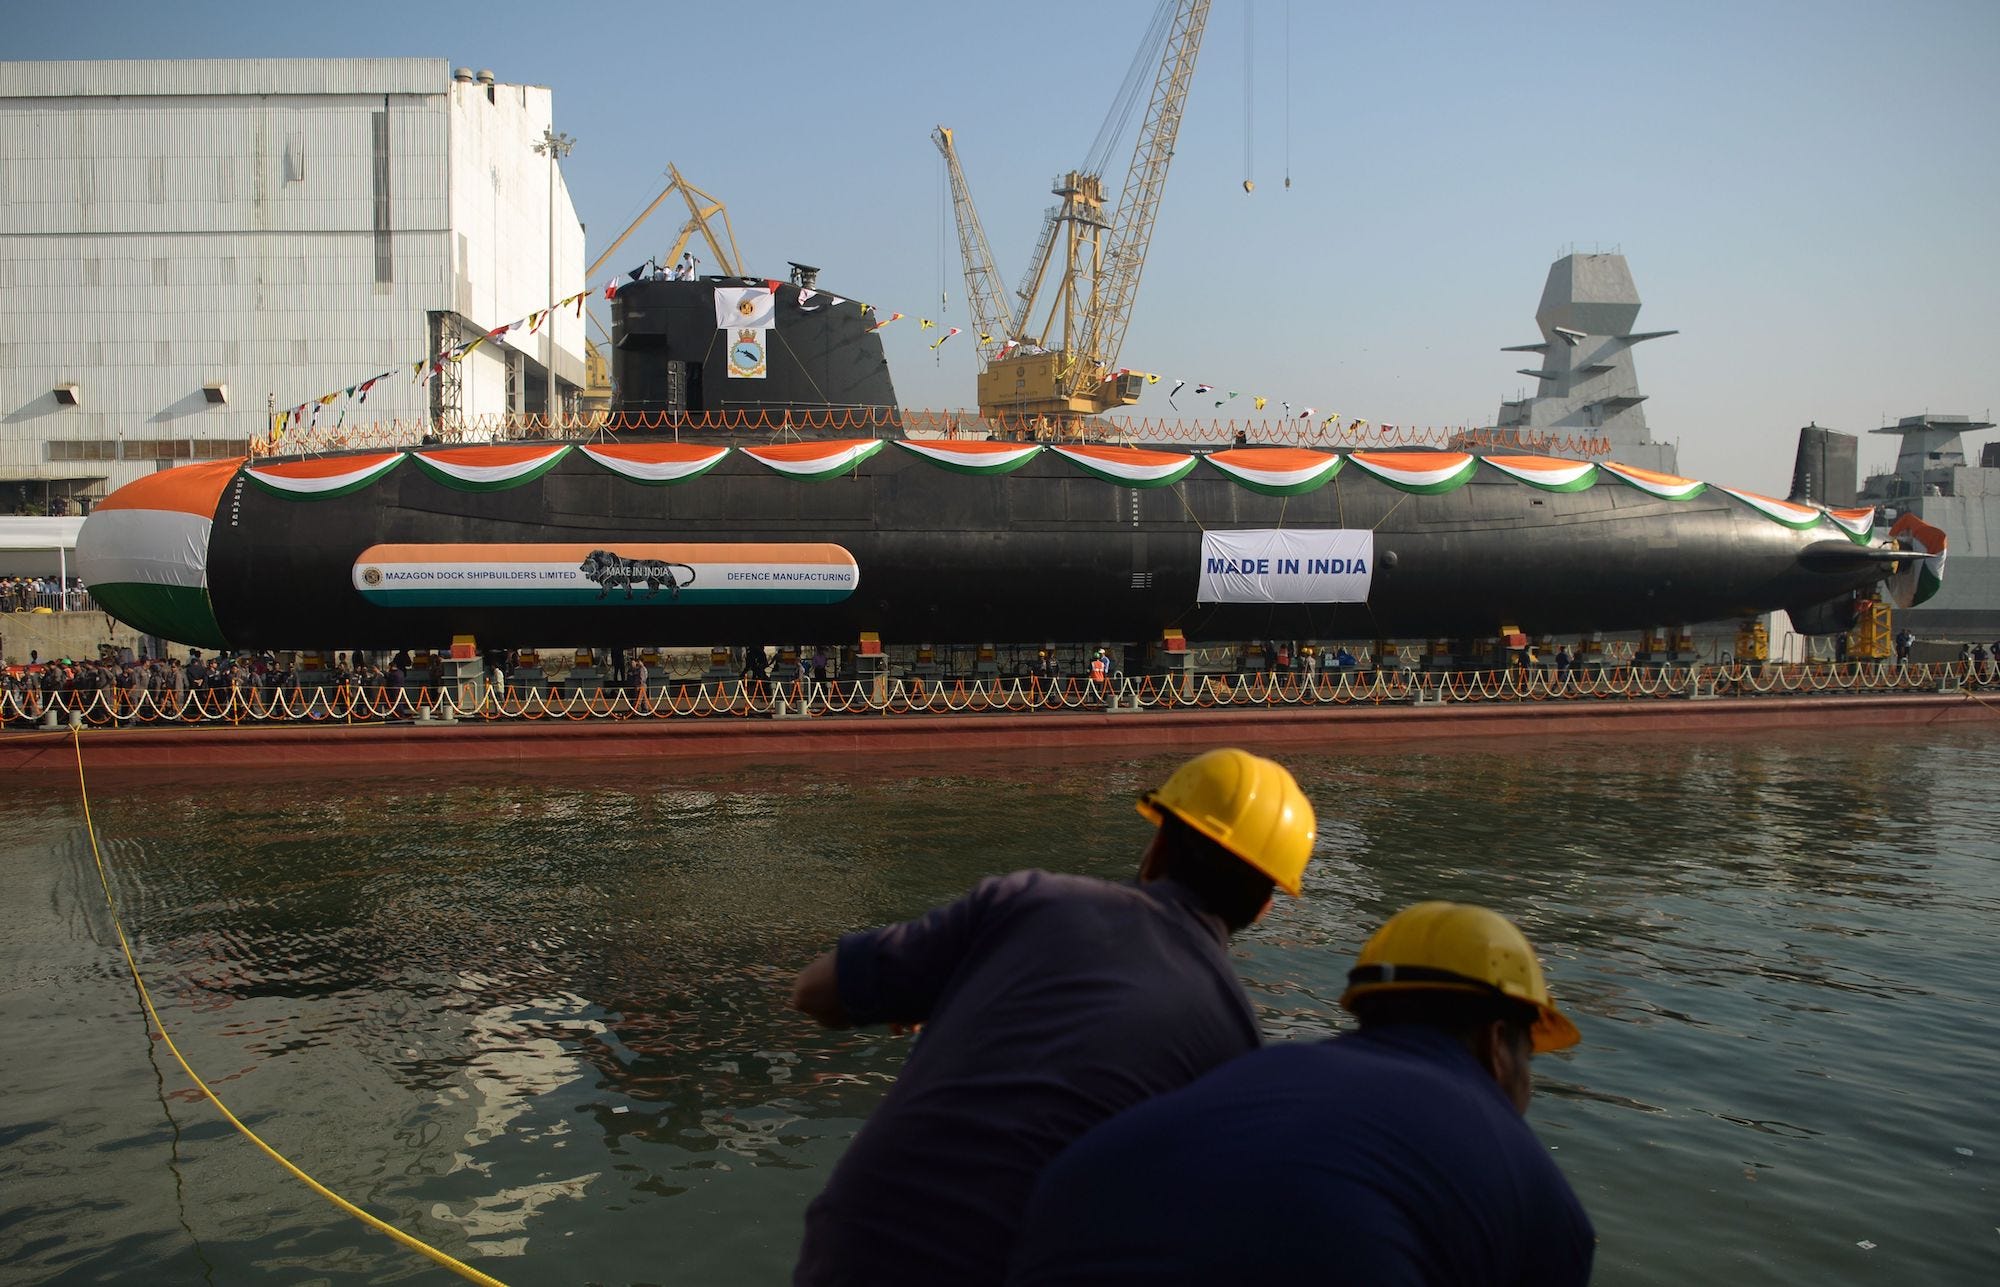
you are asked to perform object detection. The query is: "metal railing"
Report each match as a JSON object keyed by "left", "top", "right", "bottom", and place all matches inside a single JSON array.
[
  {"left": 252, "top": 407, "right": 1619, "bottom": 458},
  {"left": 1, "top": 590, "right": 101, "bottom": 614},
  {"left": 4, "top": 660, "right": 1991, "bottom": 729}
]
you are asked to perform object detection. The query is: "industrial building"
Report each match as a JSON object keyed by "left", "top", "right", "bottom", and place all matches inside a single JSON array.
[{"left": 0, "top": 57, "right": 584, "bottom": 511}]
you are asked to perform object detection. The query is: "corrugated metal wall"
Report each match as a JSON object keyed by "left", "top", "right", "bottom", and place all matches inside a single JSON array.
[{"left": 0, "top": 58, "right": 583, "bottom": 497}]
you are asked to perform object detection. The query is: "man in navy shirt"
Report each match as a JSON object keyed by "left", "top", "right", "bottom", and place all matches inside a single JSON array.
[
  {"left": 1008, "top": 901, "right": 1595, "bottom": 1286},
  {"left": 789, "top": 748, "right": 1317, "bottom": 1287}
]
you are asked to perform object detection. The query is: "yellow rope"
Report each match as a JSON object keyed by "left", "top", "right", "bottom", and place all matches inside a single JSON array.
[
  {"left": 67, "top": 727, "right": 511, "bottom": 1287},
  {"left": 1963, "top": 685, "right": 2000, "bottom": 714}
]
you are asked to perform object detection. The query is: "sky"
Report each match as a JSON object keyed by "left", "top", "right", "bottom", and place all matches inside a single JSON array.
[{"left": 9, "top": 0, "right": 1998, "bottom": 495}]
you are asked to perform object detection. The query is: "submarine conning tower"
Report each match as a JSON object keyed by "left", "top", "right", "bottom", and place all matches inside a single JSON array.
[
  {"left": 609, "top": 273, "right": 898, "bottom": 422},
  {"left": 1494, "top": 251, "right": 1680, "bottom": 473}
]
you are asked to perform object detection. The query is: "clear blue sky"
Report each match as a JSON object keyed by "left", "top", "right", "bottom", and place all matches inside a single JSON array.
[{"left": 10, "top": 0, "right": 1997, "bottom": 494}]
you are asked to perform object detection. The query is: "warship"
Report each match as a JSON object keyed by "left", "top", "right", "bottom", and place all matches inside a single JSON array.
[{"left": 1855, "top": 414, "right": 1995, "bottom": 639}]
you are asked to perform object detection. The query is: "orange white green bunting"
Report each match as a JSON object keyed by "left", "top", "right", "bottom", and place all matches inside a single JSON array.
[
  {"left": 1346, "top": 451, "right": 1477, "bottom": 494},
  {"left": 894, "top": 440, "right": 1042, "bottom": 474},
  {"left": 1478, "top": 454, "right": 1597, "bottom": 492},
  {"left": 1599, "top": 461, "right": 1707, "bottom": 501},
  {"left": 1202, "top": 448, "right": 1343, "bottom": 495},
  {"left": 1714, "top": 486, "right": 1825, "bottom": 530},
  {"left": 740, "top": 438, "right": 886, "bottom": 479},
  {"left": 245, "top": 451, "right": 405, "bottom": 498},
  {"left": 580, "top": 442, "right": 730, "bottom": 484},
  {"left": 1050, "top": 444, "right": 1197, "bottom": 488},
  {"left": 410, "top": 444, "right": 572, "bottom": 491},
  {"left": 1823, "top": 505, "right": 1878, "bottom": 542}
]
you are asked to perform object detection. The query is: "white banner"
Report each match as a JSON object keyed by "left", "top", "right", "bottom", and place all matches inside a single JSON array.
[
  {"left": 713, "top": 286, "right": 776, "bottom": 330},
  {"left": 1197, "top": 529, "right": 1374, "bottom": 603}
]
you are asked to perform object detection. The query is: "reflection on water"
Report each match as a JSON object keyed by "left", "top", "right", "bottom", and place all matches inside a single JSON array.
[{"left": 3, "top": 729, "right": 1997, "bottom": 1285}]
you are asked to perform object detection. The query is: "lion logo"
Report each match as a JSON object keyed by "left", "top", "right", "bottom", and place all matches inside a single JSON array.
[{"left": 578, "top": 550, "right": 696, "bottom": 601}]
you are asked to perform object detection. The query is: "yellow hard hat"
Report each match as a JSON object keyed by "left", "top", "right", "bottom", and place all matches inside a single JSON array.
[
  {"left": 1339, "top": 901, "right": 1580, "bottom": 1052},
  {"left": 1136, "top": 747, "right": 1315, "bottom": 896}
]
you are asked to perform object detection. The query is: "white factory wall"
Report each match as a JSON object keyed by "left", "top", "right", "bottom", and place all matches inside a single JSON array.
[
  {"left": 0, "top": 58, "right": 583, "bottom": 500},
  {"left": 447, "top": 75, "right": 584, "bottom": 423}
]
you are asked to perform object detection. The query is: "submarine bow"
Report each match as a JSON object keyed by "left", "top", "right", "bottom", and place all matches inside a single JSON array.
[{"left": 75, "top": 458, "right": 240, "bottom": 649}]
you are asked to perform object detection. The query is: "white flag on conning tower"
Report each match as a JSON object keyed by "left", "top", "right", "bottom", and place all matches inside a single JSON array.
[{"left": 713, "top": 286, "right": 776, "bottom": 331}]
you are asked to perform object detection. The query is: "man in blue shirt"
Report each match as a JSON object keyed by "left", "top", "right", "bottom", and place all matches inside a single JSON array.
[
  {"left": 789, "top": 748, "right": 1317, "bottom": 1287},
  {"left": 1008, "top": 901, "right": 1595, "bottom": 1286}
]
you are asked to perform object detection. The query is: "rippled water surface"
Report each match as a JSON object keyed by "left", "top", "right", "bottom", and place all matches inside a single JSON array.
[{"left": 3, "top": 727, "right": 1997, "bottom": 1285}]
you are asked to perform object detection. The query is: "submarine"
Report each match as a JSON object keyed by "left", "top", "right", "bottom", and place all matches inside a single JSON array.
[
  {"left": 75, "top": 274, "right": 1936, "bottom": 652},
  {"left": 76, "top": 436, "right": 1930, "bottom": 653}
]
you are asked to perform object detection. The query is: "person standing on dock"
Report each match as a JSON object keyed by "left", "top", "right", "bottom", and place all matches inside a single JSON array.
[
  {"left": 1006, "top": 901, "right": 1594, "bottom": 1287},
  {"left": 789, "top": 748, "right": 1318, "bottom": 1287}
]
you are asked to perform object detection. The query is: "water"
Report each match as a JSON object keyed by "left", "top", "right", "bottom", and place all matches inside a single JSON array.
[{"left": 3, "top": 728, "right": 1997, "bottom": 1285}]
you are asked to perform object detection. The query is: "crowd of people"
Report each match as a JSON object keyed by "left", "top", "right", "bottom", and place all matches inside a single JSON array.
[
  {"left": 0, "top": 647, "right": 443, "bottom": 719},
  {"left": 3, "top": 649, "right": 285, "bottom": 718},
  {"left": 1, "top": 575, "right": 94, "bottom": 613},
  {"left": 790, "top": 749, "right": 1594, "bottom": 1286}
]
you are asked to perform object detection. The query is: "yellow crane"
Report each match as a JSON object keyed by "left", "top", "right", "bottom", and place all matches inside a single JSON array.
[
  {"left": 586, "top": 162, "right": 745, "bottom": 281},
  {"left": 939, "top": 0, "right": 1209, "bottom": 423},
  {"left": 932, "top": 127, "right": 1015, "bottom": 366}
]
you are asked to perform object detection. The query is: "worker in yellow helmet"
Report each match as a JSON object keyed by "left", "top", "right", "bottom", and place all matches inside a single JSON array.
[
  {"left": 1008, "top": 901, "right": 1594, "bottom": 1286},
  {"left": 790, "top": 748, "right": 1316, "bottom": 1287}
]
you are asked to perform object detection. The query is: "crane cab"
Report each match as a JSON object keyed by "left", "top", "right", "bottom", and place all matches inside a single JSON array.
[{"left": 976, "top": 354, "right": 1146, "bottom": 420}]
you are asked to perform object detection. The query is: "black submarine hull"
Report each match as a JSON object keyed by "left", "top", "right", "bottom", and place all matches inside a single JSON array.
[{"left": 78, "top": 440, "right": 1906, "bottom": 652}]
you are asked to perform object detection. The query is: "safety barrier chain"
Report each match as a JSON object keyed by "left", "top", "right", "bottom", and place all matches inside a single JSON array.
[
  {"left": 254, "top": 409, "right": 1616, "bottom": 459},
  {"left": 10, "top": 661, "right": 1994, "bottom": 728}
]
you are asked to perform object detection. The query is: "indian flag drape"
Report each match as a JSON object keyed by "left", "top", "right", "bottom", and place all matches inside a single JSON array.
[
  {"left": 581, "top": 442, "right": 730, "bottom": 485},
  {"left": 1201, "top": 447, "right": 1343, "bottom": 496},
  {"left": 1823, "top": 505, "right": 1878, "bottom": 543},
  {"left": 411, "top": 444, "right": 572, "bottom": 491},
  {"left": 1479, "top": 455, "right": 1598, "bottom": 492},
  {"left": 1346, "top": 451, "right": 1477, "bottom": 494},
  {"left": 740, "top": 439, "right": 886, "bottom": 480},
  {"left": 894, "top": 440, "right": 1043, "bottom": 474},
  {"left": 1714, "top": 487, "right": 1825, "bottom": 530},
  {"left": 74, "top": 457, "right": 240, "bottom": 649},
  {"left": 1599, "top": 461, "right": 1707, "bottom": 501},
  {"left": 1051, "top": 444, "right": 1197, "bottom": 488},
  {"left": 245, "top": 452, "right": 405, "bottom": 499},
  {"left": 1889, "top": 511, "right": 1947, "bottom": 605}
]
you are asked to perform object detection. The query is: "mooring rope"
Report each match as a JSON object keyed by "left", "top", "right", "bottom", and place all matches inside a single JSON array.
[{"left": 67, "top": 726, "right": 510, "bottom": 1287}]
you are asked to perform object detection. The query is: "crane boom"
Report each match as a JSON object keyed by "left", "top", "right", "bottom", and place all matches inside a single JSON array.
[
  {"left": 662, "top": 163, "right": 745, "bottom": 278},
  {"left": 586, "top": 164, "right": 743, "bottom": 281},
  {"left": 1078, "top": 0, "right": 1209, "bottom": 394},
  {"left": 1012, "top": 204, "right": 1062, "bottom": 344},
  {"left": 931, "top": 127, "right": 1015, "bottom": 366}
]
